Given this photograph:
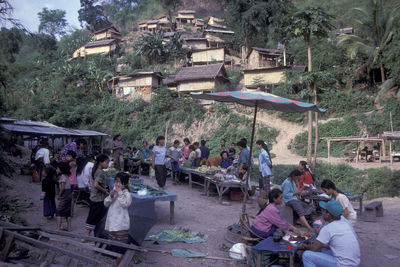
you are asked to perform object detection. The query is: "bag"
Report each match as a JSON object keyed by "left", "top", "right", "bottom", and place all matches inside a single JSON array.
[
  {"left": 32, "top": 169, "right": 41, "bottom": 183},
  {"left": 40, "top": 192, "right": 45, "bottom": 200}
]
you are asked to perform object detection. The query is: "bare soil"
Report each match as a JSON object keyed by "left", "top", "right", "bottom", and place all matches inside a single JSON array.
[{"left": 1, "top": 172, "right": 400, "bottom": 267}]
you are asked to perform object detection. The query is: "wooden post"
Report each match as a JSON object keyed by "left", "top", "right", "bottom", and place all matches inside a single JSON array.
[
  {"left": 390, "top": 140, "right": 393, "bottom": 164},
  {"left": 327, "top": 140, "right": 331, "bottom": 162},
  {"left": 382, "top": 139, "right": 386, "bottom": 157},
  {"left": 100, "top": 136, "right": 104, "bottom": 154},
  {"left": 170, "top": 201, "right": 175, "bottom": 225},
  {"left": 356, "top": 142, "right": 359, "bottom": 163}
]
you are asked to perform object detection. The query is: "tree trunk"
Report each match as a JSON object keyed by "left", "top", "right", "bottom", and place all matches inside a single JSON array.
[
  {"left": 312, "top": 84, "right": 319, "bottom": 170},
  {"left": 380, "top": 63, "right": 385, "bottom": 83},
  {"left": 306, "top": 39, "right": 313, "bottom": 164}
]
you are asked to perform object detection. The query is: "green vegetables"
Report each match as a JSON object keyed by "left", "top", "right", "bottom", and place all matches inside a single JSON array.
[{"left": 129, "top": 184, "right": 168, "bottom": 196}]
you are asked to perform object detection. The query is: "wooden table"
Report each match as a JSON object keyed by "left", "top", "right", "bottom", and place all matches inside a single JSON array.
[
  {"left": 180, "top": 167, "right": 209, "bottom": 193},
  {"left": 206, "top": 178, "right": 246, "bottom": 204}
]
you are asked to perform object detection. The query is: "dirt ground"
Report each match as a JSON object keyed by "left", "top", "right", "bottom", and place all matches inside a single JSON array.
[{"left": 1, "top": 171, "right": 400, "bottom": 267}]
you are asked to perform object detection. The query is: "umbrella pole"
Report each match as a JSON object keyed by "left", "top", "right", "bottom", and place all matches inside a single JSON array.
[{"left": 242, "top": 103, "right": 258, "bottom": 214}]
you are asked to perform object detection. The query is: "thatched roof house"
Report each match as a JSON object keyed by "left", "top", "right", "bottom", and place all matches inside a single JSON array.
[
  {"left": 92, "top": 26, "right": 121, "bottom": 41},
  {"left": 247, "top": 47, "right": 282, "bottom": 69},
  {"left": 72, "top": 39, "right": 119, "bottom": 58},
  {"left": 175, "top": 63, "right": 230, "bottom": 93}
]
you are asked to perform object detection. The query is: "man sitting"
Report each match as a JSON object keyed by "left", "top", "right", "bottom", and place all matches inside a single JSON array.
[{"left": 300, "top": 200, "right": 360, "bottom": 267}]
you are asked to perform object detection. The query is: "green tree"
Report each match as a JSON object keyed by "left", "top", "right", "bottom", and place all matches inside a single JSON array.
[
  {"left": 224, "top": 0, "right": 292, "bottom": 55},
  {"left": 38, "top": 7, "right": 68, "bottom": 38},
  {"left": 159, "top": 0, "right": 181, "bottom": 29},
  {"left": 135, "top": 30, "right": 166, "bottom": 65},
  {"left": 338, "top": 0, "right": 400, "bottom": 84},
  {"left": 285, "top": 6, "right": 334, "bottom": 168},
  {"left": 78, "top": 0, "right": 111, "bottom": 31}
]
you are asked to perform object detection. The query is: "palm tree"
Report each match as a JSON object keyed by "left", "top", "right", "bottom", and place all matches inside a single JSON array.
[
  {"left": 135, "top": 30, "right": 166, "bottom": 65},
  {"left": 338, "top": 0, "right": 400, "bottom": 84},
  {"left": 285, "top": 7, "right": 334, "bottom": 168}
]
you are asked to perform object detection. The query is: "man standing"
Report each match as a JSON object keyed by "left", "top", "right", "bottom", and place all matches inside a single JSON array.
[
  {"left": 236, "top": 140, "right": 249, "bottom": 174},
  {"left": 300, "top": 200, "right": 360, "bottom": 267},
  {"left": 199, "top": 140, "right": 210, "bottom": 165}
]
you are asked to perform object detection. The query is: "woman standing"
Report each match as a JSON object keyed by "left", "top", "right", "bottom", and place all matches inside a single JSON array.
[
  {"left": 256, "top": 140, "right": 273, "bottom": 194},
  {"left": 85, "top": 154, "right": 109, "bottom": 237},
  {"left": 321, "top": 179, "right": 357, "bottom": 225},
  {"left": 152, "top": 136, "right": 167, "bottom": 189},
  {"left": 251, "top": 188, "right": 301, "bottom": 238},
  {"left": 111, "top": 135, "right": 124, "bottom": 171}
]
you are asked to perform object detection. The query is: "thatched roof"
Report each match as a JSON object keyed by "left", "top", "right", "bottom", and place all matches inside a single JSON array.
[
  {"left": 175, "top": 63, "right": 229, "bottom": 82},
  {"left": 248, "top": 47, "right": 282, "bottom": 58},
  {"left": 178, "top": 10, "right": 196, "bottom": 14},
  {"left": 85, "top": 39, "right": 117, "bottom": 48},
  {"left": 93, "top": 26, "right": 120, "bottom": 34}
]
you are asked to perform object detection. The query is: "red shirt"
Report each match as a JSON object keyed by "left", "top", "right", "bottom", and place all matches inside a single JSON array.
[{"left": 299, "top": 171, "right": 313, "bottom": 188}]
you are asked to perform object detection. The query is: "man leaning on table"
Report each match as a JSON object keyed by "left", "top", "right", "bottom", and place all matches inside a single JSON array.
[{"left": 299, "top": 199, "right": 360, "bottom": 267}]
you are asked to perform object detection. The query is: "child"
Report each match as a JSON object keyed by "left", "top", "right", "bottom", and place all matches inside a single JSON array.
[
  {"left": 132, "top": 147, "right": 140, "bottom": 158},
  {"left": 123, "top": 146, "right": 132, "bottom": 159},
  {"left": 181, "top": 138, "right": 191, "bottom": 160},
  {"left": 85, "top": 154, "right": 110, "bottom": 236},
  {"left": 151, "top": 136, "right": 167, "bottom": 189},
  {"left": 193, "top": 142, "right": 201, "bottom": 167},
  {"left": 167, "top": 140, "right": 182, "bottom": 182},
  {"left": 66, "top": 150, "right": 78, "bottom": 216},
  {"left": 104, "top": 172, "right": 132, "bottom": 253},
  {"left": 56, "top": 162, "right": 72, "bottom": 231},
  {"left": 188, "top": 145, "right": 196, "bottom": 166},
  {"left": 42, "top": 166, "right": 56, "bottom": 223}
]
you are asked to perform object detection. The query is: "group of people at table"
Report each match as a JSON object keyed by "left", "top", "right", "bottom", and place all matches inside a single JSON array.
[
  {"left": 34, "top": 135, "right": 360, "bottom": 266},
  {"left": 111, "top": 135, "right": 269, "bottom": 189},
  {"left": 251, "top": 161, "right": 360, "bottom": 266}
]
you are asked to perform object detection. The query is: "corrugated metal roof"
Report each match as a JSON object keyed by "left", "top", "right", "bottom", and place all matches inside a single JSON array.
[
  {"left": 175, "top": 63, "right": 229, "bottom": 82},
  {"left": 1, "top": 119, "right": 107, "bottom": 137},
  {"left": 204, "top": 29, "right": 234, "bottom": 34}
]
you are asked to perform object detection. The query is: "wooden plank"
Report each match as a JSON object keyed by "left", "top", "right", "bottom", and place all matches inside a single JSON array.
[
  {"left": 37, "top": 231, "right": 122, "bottom": 258},
  {"left": 118, "top": 249, "right": 135, "bottom": 267},
  {"left": 327, "top": 140, "right": 331, "bottom": 162},
  {"left": 4, "top": 230, "right": 103, "bottom": 264},
  {"left": 1, "top": 233, "right": 15, "bottom": 261},
  {"left": 170, "top": 201, "right": 175, "bottom": 225},
  {"left": 40, "top": 229, "right": 146, "bottom": 253}
]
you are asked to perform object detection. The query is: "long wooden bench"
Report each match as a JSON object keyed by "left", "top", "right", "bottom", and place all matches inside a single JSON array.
[{"left": 363, "top": 201, "right": 383, "bottom": 222}]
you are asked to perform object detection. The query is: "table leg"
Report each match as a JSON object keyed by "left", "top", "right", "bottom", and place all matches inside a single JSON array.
[
  {"left": 359, "top": 197, "right": 363, "bottom": 215},
  {"left": 215, "top": 184, "right": 222, "bottom": 203},
  {"left": 189, "top": 173, "right": 192, "bottom": 188},
  {"left": 256, "top": 253, "right": 261, "bottom": 267},
  {"left": 290, "top": 254, "right": 294, "bottom": 267},
  {"left": 170, "top": 201, "right": 175, "bottom": 225}
]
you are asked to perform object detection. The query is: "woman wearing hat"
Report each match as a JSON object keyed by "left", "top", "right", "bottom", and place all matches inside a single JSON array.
[{"left": 300, "top": 200, "right": 360, "bottom": 267}]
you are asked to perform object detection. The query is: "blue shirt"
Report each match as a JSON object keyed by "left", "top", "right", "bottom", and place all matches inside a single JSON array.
[
  {"left": 152, "top": 145, "right": 166, "bottom": 165},
  {"left": 141, "top": 146, "right": 152, "bottom": 159},
  {"left": 258, "top": 149, "right": 272, "bottom": 176},
  {"left": 199, "top": 145, "right": 210, "bottom": 159},
  {"left": 238, "top": 148, "right": 250, "bottom": 171},
  {"left": 220, "top": 157, "right": 233, "bottom": 169},
  {"left": 281, "top": 178, "right": 298, "bottom": 203}
]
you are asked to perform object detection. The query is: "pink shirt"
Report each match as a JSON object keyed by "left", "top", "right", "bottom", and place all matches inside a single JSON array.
[
  {"left": 252, "top": 203, "right": 290, "bottom": 233},
  {"left": 69, "top": 167, "right": 77, "bottom": 186},
  {"left": 182, "top": 144, "right": 191, "bottom": 159}
]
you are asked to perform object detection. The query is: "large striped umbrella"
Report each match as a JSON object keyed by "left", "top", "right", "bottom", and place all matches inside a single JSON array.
[{"left": 191, "top": 91, "right": 325, "bottom": 213}]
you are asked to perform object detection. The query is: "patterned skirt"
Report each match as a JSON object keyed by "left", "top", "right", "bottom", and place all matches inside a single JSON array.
[{"left": 56, "top": 189, "right": 71, "bottom": 218}]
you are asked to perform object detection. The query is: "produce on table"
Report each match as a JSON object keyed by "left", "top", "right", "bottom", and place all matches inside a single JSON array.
[{"left": 129, "top": 184, "right": 168, "bottom": 196}]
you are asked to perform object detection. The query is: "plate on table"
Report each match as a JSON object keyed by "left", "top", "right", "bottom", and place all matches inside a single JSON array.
[{"left": 283, "top": 234, "right": 309, "bottom": 244}]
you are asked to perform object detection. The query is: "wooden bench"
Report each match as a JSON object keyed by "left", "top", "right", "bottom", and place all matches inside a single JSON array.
[{"left": 363, "top": 201, "right": 383, "bottom": 222}]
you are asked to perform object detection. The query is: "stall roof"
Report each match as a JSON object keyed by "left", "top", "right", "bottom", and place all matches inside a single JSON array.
[{"left": 1, "top": 118, "right": 107, "bottom": 137}]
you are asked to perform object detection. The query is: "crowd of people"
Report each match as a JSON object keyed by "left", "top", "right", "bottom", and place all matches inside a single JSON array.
[{"left": 31, "top": 134, "right": 361, "bottom": 266}]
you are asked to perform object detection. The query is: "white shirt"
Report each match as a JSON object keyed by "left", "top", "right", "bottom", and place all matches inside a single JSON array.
[
  {"left": 35, "top": 148, "right": 50, "bottom": 164},
  {"left": 104, "top": 189, "right": 132, "bottom": 232},
  {"left": 335, "top": 193, "right": 357, "bottom": 221},
  {"left": 77, "top": 162, "right": 93, "bottom": 189},
  {"left": 195, "top": 148, "right": 201, "bottom": 159},
  {"left": 317, "top": 219, "right": 360, "bottom": 267}
]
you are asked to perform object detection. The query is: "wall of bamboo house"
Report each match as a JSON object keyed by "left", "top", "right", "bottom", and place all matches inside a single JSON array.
[
  {"left": 247, "top": 50, "right": 278, "bottom": 69},
  {"left": 192, "top": 48, "right": 225, "bottom": 64},
  {"left": 243, "top": 68, "right": 285, "bottom": 87}
]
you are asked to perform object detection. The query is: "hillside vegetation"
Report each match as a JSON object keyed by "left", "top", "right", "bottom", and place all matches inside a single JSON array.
[{"left": 1, "top": 0, "right": 400, "bottom": 156}]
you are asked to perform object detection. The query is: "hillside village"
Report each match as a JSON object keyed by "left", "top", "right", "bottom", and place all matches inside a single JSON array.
[
  {"left": 2, "top": 0, "right": 400, "bottom": 266},
  {"left": 69, "top": 9, "right": 356, "bottom": 102}
]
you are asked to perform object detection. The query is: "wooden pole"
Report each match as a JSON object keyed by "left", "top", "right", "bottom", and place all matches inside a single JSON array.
[
  {"left": 242, "top": 103, "right": 257, "bottom": 214},
  {"left": 356, "top": 142, "right": 359, "bottom": 163},
  {"left": 382, "top": 139, "right": 386, "bottom": 157},
  {"left": 390, "top": 140, "right": 393, "bottom": 164},
  {"left": 327, "top": 140, "right": 331, "bottom": 162}
]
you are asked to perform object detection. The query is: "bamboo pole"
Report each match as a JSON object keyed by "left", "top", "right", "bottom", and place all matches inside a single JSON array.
[
  {"left": 390, "top": 141, "right": 393, "bottom": 164},
  {"left": 327, "top": 140, "right": 331, "bottom": 162}
]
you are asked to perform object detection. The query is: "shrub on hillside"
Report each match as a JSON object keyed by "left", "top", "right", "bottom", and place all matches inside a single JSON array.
[{"left": 290, "top": 118, "right": 360, "bottom": 157}]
